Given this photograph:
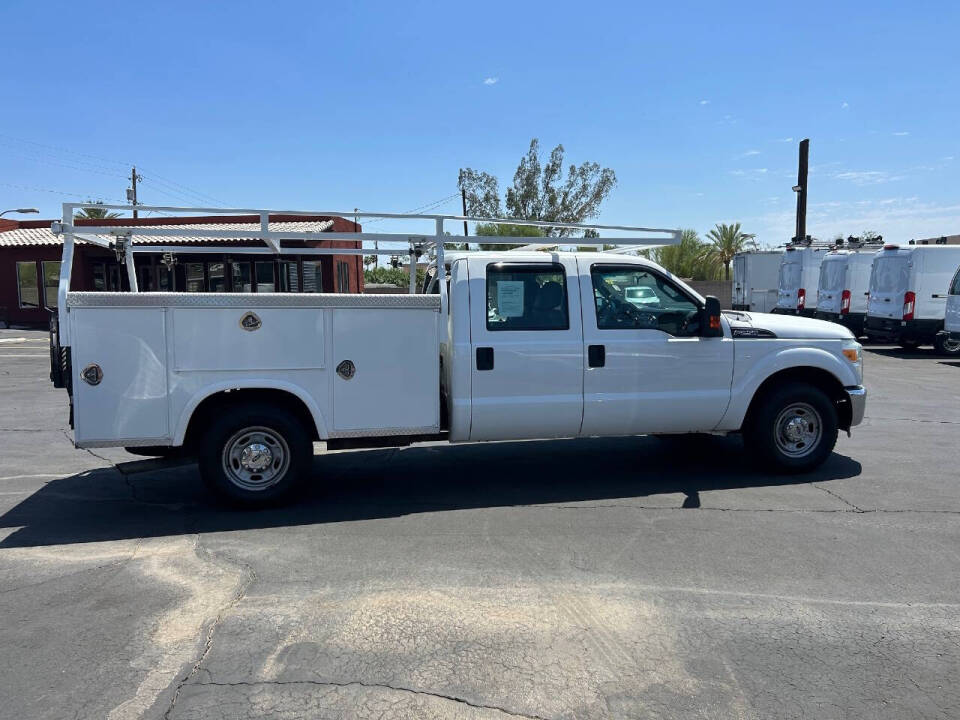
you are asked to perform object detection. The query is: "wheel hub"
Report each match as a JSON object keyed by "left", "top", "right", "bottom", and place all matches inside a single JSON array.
[
  {"left": 782, "top": 417, "right": 808, "bottom": 443},
  {"left": 774, "top": 402, "right": 822, "bottom": 458},
  {"left": 239, "top": 443, "right": 273, "bottom": 472}
]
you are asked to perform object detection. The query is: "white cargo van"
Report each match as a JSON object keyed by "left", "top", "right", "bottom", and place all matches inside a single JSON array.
[
  {"left": 774, "top": 245, "right": 831, "bottom": 316},
  {"left": 865, "top": 244, "right": 960, "bottom": 354},
  {"left": 815, "top": 246, "right": 879, "bottom": 337},
  {"left": 732, "top": 251, "right": 781, "bottom": 312},
  {"left": 936, "top": 265, "right": 960, "bottom": 350},
  {"left": 49, "top": 204, "right": 867, "bottom": 506}
]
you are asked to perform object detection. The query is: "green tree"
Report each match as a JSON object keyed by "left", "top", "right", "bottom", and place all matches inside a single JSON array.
[
  {"left": 363, "top": 254, "right": 378, "bottom": 271},
  {"left": 458, "top": 139, "right": 617, "bottom": 238},
  {"left": 474, "top": 222, "right": 544, "bottom": 251},
  {"left": 364, "top": 266, "right": 425, "bottom": 288},
  {"left": 644, "top": 229, "right": 720, "bottom": 280},
  {"left": 705, "top": 222, "right": 756, "bottom": 281},
  {"left": 74, "top": 201, "right": 121, "bottom": 220}
]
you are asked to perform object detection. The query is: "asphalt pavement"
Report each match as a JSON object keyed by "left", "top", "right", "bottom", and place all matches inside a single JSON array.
[{"left": 1, "top": 328, "right": 958, "bottom": 720}]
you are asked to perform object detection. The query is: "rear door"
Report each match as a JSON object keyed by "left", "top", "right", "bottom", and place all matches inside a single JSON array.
[
  {"left": 868, "top": 251, "right": 910, "bottom": 319},
  {"left": 817, "top": 256, "right": 846, "bottom": 313},
  {"left": 776, "top": 255, "right": 801, "bottom": 310},
  {"left": 468, "top": 257, "right": 583, "bottom": 441}
]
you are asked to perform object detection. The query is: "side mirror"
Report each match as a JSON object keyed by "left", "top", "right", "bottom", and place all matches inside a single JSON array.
[{"left": 701, "top": 295, "right": 723, "bottom": 337}]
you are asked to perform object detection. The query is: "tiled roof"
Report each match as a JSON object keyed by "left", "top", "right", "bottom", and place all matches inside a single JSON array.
[{"left": 0, "top": 220, "right": 336, "bottom": 247}]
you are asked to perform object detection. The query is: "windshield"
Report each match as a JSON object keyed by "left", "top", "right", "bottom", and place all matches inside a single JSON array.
[
  {"left": 819, "top": 259, "right": 846, "bottom": 292},
  {"left": 871, "top": 256, "right": 909, "bottom": 294},
  {"left": 779, "top": 261, "right": 801, "bottom": 290}
]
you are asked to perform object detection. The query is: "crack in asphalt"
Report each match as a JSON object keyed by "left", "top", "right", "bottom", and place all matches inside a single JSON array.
[
  {"left": 868, "top": 416, "right": 960, "bottom": 425},
  {"left": 162, "top": 535, "right": 257, "bottom": 720},
  {"left": 809, "top": 483, "right": 865, "bottom": 512},
  {"left": 189, "top": 680, "right": 552, "bottom": 720}
]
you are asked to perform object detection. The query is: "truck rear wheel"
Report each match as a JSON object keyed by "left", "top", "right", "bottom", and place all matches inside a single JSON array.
[
  {"left": 744, "top": 382, "right": 838, "bottom": 473},
  {"left": 197, "top": 404, "right": 312, "bottom": 506}
]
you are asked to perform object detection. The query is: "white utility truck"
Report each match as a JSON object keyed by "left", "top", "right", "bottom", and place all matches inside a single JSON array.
[
  {"left": 937, "top": 266, "right": 960, "bottom": 349},
  {"left": 774, "top": 242, "right": 832, "bottom": 316},
  {"left": 865, "top": 244, "right": 960, "bottom": 354},
  {"left": 815, "top": 240, "right": 882, "bottom": 337},
  {"left": 732, "top": 251, "right": 782, "bottom": 312},
  {"left": 49, "top": 204, "right": 867, "bottom": 506}
]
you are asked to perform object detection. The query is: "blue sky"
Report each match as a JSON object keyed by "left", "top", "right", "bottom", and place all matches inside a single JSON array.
[{"left": 1, "top": 0, "right": 958, "bottom": 246}]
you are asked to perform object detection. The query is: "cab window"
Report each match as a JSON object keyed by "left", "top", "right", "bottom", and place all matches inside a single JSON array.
[
  {"left": 486, "top": 263, "right": 569, "bottom": 331},
  {"left": 591, "top": 264, "right": 700, "bottom": 336}
]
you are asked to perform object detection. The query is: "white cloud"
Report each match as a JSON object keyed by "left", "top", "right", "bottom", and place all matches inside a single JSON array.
[
  {"left": 892, "top": 131, "right": 910, "bottom": 136},
  {"left": 748, "top": 197, "right": 960, "bottom": 245},
  {"left": 483, "top": 77, "right": 499, "bottom": 85},
  {"left": 944, "top": 156, "right": 955, "bottom": 161},
  {"left": 699, "top": 99, "right": 710, "bottom": 105},
  {"left": 833, "top": 170, "right": 903, "bottom": 186},
  {"left": 776, "top": 137, "right": 794, "bottom": 143},
  {"left": 841, "top": 101, "right": 849, "bottom": 109},
  {"left": 739, "top": 150, "right": 761, "bottom": 158}
]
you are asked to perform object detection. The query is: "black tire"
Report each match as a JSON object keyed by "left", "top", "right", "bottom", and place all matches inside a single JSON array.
[
  {"left": 933, "top": 333, "right": 960, "bottom": 356},
  {"left": 744, "top": 382, "right": 838, "bottom": 473},
  {"left": 197, "top": 403, "right": 312, "bottom": 507}
]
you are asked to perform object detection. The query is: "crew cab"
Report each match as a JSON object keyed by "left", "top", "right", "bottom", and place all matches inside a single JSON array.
[{"left": 50, "top": 206, "right": 867, "bottom": 506}]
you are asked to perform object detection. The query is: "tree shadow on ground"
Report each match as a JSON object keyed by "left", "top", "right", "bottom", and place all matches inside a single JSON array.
[{"left": 0, "top": 434, "right": 861, "bottom": 548}]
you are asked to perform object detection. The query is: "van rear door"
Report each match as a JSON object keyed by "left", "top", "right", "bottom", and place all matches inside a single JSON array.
[
  {"left": 868, "top": 252, "right": 910, "bottom": 319},
  {"left": 776, "top": 256, "right": 801, "bottom": 310},
  {"left": 817, "top": 255, "right": 847, "bottom": 314}
]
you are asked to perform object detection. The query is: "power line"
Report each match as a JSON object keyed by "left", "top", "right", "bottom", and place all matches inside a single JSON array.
[{"left": 361, "top": 193, "right": 461, "bottom": 226}]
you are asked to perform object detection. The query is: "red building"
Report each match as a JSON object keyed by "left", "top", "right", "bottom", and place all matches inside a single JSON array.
[{"left": 0, "top": 214, "right": 363, "bottom": 327}]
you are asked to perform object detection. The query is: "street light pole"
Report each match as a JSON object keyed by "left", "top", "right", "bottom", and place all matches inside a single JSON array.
[{"left": 0, "top": 208, "right": 39, "bottom": 217}]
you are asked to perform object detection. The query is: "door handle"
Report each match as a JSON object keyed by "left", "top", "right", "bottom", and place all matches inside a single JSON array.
[
  {"left": 476, "top": 347, "right": 494, "bottom": 371},
  {"left": 588, "top": 344, "right": 605, "bottom": 368}
]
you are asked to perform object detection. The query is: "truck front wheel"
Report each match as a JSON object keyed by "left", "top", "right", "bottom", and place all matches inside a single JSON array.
[
  {"left": 744, "top": 382, "right": 838, "bottom": 473},
  {"left": 198, "top": 404, "right": 312, "bottom": 506}
]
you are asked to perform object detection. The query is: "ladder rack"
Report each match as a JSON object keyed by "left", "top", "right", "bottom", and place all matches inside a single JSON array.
[{"left": 53, "top": 203, "right": 682, "bottom": 299}]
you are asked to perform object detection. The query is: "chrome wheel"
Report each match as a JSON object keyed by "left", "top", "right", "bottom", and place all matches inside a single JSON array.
[
  {"left": 774, "top": 403, "right": 822, "bottom": 458},
  {"left": 221, "top": 426, "right": 290, "bottom": 492},
  {"left": 944, "top": 338, "right": 960, "bottom": 354}
]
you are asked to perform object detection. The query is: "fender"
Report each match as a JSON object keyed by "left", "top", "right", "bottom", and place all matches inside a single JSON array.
[
  {"left": 717, "top": 345, "right": 859, "bottom": 431},
  {"left": 173, "top": 378, "right": 330, "bottom": 445}
]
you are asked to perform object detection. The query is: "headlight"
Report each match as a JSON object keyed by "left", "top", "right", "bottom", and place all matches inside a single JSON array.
[{"left": 842, "top": 340, "right": 863, "bottom": 383}]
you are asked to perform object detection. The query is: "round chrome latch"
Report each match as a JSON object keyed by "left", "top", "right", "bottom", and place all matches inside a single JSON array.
[
  {"left": 81, "top": 364, "right": 103, "bottom": 386},
  {"left": 240, "top": 312, "right": 262, "bottom": 331},
  {"left": 336, "top": 360, "right": 356, "bottom": 380}
]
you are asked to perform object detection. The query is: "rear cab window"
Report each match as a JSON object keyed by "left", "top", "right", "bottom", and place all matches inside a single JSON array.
[{"left": 486, "top": 263, "right": 569, "bottom": 331}]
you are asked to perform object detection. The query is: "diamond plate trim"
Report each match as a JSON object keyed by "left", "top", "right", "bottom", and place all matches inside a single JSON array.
[
  {"left": 326, "top": 425, "right": 440, "bottom": 439},
  {"left": 66, "top": 292, "right": 441, "bottom": 310}
]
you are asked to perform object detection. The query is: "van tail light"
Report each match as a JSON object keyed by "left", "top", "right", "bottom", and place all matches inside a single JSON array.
[
  {"left": 903, "top": 291, "right": 915, "bottom": 321},
  {"left": 840, "top": 290, "right": 851, "bottom": 314},
  {"left": 797, "top": 288, "right": 806, "bottom": 311}
]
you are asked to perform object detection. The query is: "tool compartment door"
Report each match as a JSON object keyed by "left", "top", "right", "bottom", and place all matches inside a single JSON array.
[
  {"left": 71, "top": 307, "right": 169, "bottom": 445},
  {"left": 331, "top": 308, "right": 440, "bottom": 433}
]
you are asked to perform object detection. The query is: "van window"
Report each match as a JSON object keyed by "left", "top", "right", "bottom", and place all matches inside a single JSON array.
[
  {"left": 872, "top": 256, "right": 909, "bottom": 293},
  {"left": 819, "top": 259, "right": 845, "bottom": 292},
  {"left": 591, "top": 264, "right": 700, "bottom": 336},
  {"left": 486, "top": 263, "right": 569, "bottom": 331},
  {"left": 779, "top": 262, "right": 801, "bottom": 289},
  {"left": 951, "top": 267, "right": 960, "bottom": 296}
]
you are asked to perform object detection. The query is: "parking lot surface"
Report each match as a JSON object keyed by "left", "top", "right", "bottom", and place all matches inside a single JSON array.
[{"left": 1, "top": 328, "right": 958, "bottom": 720}]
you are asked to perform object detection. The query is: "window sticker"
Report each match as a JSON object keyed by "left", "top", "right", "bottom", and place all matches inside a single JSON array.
[{"left": 497, "top": 280, "right": 525, "bottom": 317}]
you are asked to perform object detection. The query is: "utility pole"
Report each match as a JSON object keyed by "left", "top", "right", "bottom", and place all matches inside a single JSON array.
[
  {"left": 127, "top": 166, "right": 141, "bottom": 219},
  {"left": 461, "top": 189, "right": 469, "bottom": 237},
  {"left": 793, "top": 139, "right": 809, "bottom": 244}
]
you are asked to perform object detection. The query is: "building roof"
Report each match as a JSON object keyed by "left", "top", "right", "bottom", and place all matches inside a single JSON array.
[
  {"left": 0, "top": 213, "right": 359, "bottom": 247},
  {"left": 0, "top": 217, "right": 340, "bottom": 247}
]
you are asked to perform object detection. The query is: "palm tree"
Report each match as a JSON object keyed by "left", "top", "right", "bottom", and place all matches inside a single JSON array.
[
  {"left": 706, "top": 223, "right": 756, "bottom": 281},
  {"left": 74, "top": 201, "right": 121, "bottom": 220}
]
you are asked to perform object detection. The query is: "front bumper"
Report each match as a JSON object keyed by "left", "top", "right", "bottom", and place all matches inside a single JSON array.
[{"left": 845, "top": 386, "right": 867, "bottom": 427}]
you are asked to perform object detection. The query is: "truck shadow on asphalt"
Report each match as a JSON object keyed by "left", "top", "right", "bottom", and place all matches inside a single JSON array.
[{"left": 0, "top": 435, "right": 862, "bottom": 548}]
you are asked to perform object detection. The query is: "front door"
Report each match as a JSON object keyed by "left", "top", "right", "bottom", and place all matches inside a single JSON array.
[
  {"left": 468, "top": 257, "right": 583, "bottom": 441},
  {"left": 579, "top": 261, "right": 734, "bottom": 435}
]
